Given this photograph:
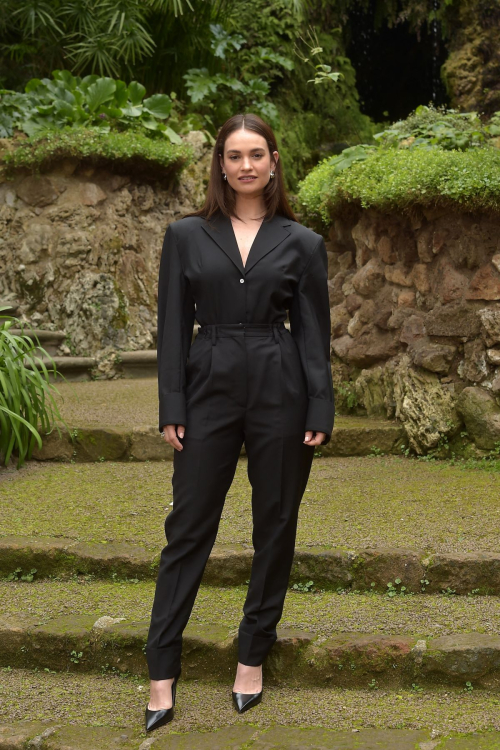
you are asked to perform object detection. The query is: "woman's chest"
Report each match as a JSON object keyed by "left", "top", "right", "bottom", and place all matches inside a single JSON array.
[
  {"left": 181, "top": 234, "right": 305, "bottom": 294},
  {"left": 230, "top": 221, "right": 262, "bottom": 267}
]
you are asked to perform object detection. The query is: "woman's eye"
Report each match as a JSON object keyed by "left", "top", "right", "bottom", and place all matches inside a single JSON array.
[{"left": 228, "top": 154, "right": 264, "bottom": 159}]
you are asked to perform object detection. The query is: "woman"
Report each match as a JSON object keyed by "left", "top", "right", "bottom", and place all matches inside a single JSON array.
[{"left": 145, "top": 113, "right": 335, "bottom": 732}]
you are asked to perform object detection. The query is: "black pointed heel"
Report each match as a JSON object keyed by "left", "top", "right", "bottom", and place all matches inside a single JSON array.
[
  {"left": 232, "top": 688, "right": 263, "bottom": 713},
  {"left": 145, "top": 668, "right": 182, "bottom": 732},
  {"left": 232, "top": 665, "right": 263, "bottom": 714}
]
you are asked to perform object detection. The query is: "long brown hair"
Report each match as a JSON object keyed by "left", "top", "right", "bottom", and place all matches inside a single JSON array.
[{"left": 182, "top": 113, "right": 297, "bottom": 223}]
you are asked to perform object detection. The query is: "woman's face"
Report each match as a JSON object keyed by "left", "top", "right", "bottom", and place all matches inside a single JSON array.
[{"left": 219, "top": 129, "right": 279, "bottom": 197}]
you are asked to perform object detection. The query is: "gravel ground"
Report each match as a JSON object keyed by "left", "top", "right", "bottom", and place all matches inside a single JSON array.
[
  {"left": 1, "top": 579, "right": 499, "bottom": 638},
  {"left": 1, "top": 455, "right": 500, "bottom": 554},
  {"left": 1, "top": 669, "right": 500, "bottom": 736},
  {"left": 49, "top": 378, "right": 389, "bottom": 430}
]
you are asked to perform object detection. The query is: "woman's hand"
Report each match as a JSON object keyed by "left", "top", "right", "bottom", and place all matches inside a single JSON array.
[
  {"left": 303, "top": 430, "right": 326, "bottom": 446},
  {"left": 161, "top": 424, "right": 186, "bottom": 451}
]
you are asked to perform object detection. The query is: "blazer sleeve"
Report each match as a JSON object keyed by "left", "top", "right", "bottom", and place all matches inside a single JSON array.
[
  {"left": 157, "top": 223, "right": 196, "bottom": 433},
  {"left": 289, "top": 235, "right": 335, "bottom": 445}
]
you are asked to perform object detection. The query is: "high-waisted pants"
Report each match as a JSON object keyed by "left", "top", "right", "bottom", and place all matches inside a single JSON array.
[{"left": 146, "top": 321, "right": 315, "bottom": 680}]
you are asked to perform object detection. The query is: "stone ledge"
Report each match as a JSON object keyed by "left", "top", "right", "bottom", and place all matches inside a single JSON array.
[
  {"left": 2, "top": 614, "right": 500, "bottom": 689},
  {"left": 1, "top": 722, "right": 468, "bottom": 750},
  {"left": 2, "top": 536, "right": 500, "bottom": 594},
  {"left": 29, "top": 422, "right": 406, "bottom": 462},
  {"left": 29, "top": 357, "right": 96, "bottom": 382}
]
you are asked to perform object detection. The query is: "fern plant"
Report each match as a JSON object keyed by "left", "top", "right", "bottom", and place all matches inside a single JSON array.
[{"left": 0, "top": 307, "right": 67, "bottom": 469}]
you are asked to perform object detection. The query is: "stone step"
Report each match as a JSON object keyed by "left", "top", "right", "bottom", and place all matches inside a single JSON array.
[
  {"left": 48, "top": 378, "right": 406, "bottom": 456},
  {"left": 9, "top": 328, "right": 66, "bottom": 356},
  {"left": 0, "top": 720, "right": 493, "bottom": 750},
  {"left": 29, "top": 356, "right": 96, "bottom": 381},
  {"left": 116, "top": 350, "right": 157, "bottom": 378},
  {"left": 3, "top": 457, "right": 499, "bottom": 562},
  {"left": 115, "top": 323, "right": 295, "bottom": 377},
  {"left": 1, "top": 579, "right": 500, "bottom": 690},
  {"left": 2, "top": 578, "right": 499, "bottom": 643},
  {"left": 1, "top": 671, "right": 497, "bottom": 748},
  {"left": 29, "top": 420, "right": 406, "bottom": 461},
  {"left": 1, "top": 604, "right": 500, "bottom": 689},
  {"left": 1, "top": 535, "right": 499, "bottom": 595}
]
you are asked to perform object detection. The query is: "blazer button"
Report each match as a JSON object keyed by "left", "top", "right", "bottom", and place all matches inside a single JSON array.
[{"left": 240, "top": 278, "right": 245, "bottom": 283}]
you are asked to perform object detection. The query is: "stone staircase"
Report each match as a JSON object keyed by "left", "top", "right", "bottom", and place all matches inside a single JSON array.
[
  {"left": 1, "top": 377, "right": 500, "bottom": 747},
  {"left": 1, "top": 302, "right": 96, "bottom": 380}
]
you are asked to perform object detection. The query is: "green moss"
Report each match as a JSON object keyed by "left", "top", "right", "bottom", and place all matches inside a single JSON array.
[
  {"left": 3, "top": 453, "right": 500, "bottom": 555},
  {"left": 2, "top": 669, "right": 500, "bottom": 736},
  {"left": 111, "top": 282, "right": 128, "bottom": 330},
  {"left": 0, "top": 580, "right": 498, "bottom": 641}
]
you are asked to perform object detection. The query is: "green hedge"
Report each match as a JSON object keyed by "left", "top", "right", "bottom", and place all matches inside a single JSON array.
[{"left": 298, "top": 146, "right": 500, "bottom": 227}]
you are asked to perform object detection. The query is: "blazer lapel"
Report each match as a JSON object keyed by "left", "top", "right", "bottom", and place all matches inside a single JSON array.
[{"left": 201, "top": 212, "right": 291, "bottom": 275}]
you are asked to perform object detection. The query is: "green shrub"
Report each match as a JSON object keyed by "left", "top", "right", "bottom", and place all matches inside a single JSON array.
[
  {"left": 0, "top": 308, "right": 67, "bottom": 469},
  {"left": 300, "top": 146, "right": 500, "bottom": 223},
  {"left": 298, "top": 106, "right": 500, "bottom": 225}
]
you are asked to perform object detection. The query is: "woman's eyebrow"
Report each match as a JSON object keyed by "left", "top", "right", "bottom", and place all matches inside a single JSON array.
[{"left": 227, "top": 148, "right": 265, "bottom": 153}]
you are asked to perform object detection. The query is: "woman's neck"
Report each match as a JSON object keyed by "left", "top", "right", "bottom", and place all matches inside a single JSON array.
[{"left": 233, "top": 197, "right": 266, "bottom": 223}]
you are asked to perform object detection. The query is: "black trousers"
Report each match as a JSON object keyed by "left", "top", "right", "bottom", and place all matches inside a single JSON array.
[{"left": 146, "top": 322, "right": 315, "bottom": 680}]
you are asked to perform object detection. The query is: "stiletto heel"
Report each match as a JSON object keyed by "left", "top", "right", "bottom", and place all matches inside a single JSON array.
[
  {"left": 232, "top": 665, "right": 263, "bottom": 714},
  {"left": 145, "top": 667, "right": 182, "bottom": 732}
]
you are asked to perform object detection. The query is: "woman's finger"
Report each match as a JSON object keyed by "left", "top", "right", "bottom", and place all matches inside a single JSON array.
[
  {"left": 303, "top": 430, "right": 325, "bottom": 446},
  {"left": 162, "top": 424, "right": 185, "bottom": 451}
]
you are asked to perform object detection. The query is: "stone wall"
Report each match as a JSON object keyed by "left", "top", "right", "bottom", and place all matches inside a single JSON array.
[
  {"left": 0, "top": 131, "right": 211, "bottom": 376},
  {"left": 327, "top": 206, "right": 500, "bottom": 455}
]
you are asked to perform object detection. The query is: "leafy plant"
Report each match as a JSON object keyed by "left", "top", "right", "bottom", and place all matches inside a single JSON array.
[
  {"left": 5, "top": 567, "right": 37, "bottom": 581},
  {"left": 335, "top": 380, "right": 359, "bottom": 411},
  {"left": 70, "top": 650, "right": 83, "bottom": 664},
  {"left": 326, "top": 144, "right": 377, "bottom": 174},
  {"left": 386, "top": 578, "right": 408, "bottom": 597},
  {"left": 181, "top": 24, "right": 293, "bottom": 131},
  {"left": 0, "top": 307, "right": 67, "bottom": 468},
  {"left": 374, "top": 104, "right": 495, "bottom": 151},
  {"left": 299, "top": 137, "right": 500, "bottom": 225},
  {"left": 291, "top": 579, "right": 319, "bottom": 593},
  {"left": 0, "top": 69, "right": 181, "bottom": 142}
]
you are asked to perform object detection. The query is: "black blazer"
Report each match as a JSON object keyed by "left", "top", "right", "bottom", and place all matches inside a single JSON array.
[{"left": 157, "top": 210, "right": 335, "bottom": 444}]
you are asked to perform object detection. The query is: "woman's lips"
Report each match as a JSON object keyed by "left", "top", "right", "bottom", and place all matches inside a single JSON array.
[{"left": 239, "top": 176, "right": 257, "bottom": 181}]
